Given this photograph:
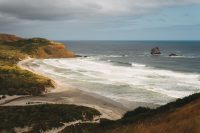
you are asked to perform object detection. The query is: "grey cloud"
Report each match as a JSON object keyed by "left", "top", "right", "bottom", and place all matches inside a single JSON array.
[
  {"left": 0, "top": 0, "right": 101, "bottom": 20},
  {"left": 0, "top": 14, "right": 19, "bottom": 29},
  {"left": 0, "top": 0, "right": 200, "bottom": 21}
]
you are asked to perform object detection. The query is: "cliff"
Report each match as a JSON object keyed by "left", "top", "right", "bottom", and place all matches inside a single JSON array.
[
  {"left": 0, "top": 33, "right": 75, "bottom": 95},
  {"left": 0, "top": 34, "right": 75, "bottom": 59},
  {"left": 13, "top": 38, "right": 75, "bottom": 58}
]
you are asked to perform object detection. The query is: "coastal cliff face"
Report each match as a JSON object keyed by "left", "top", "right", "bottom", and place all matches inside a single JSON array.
[
  {"left": 35, "top": 42, "right": 75, "bottom": 58},
  {"left": 0, "top": 34, "right": 75, "bottom": 59},
  {"left": 0, "top": 33, "right": 75, "bottom": 95},
  {"left": 14, "top": 38, "right": 75, "bottom": 58}
]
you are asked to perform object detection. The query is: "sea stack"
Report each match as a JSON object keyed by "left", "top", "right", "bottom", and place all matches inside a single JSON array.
[{"left": 151, "top": 47, "right": 161, "bottom": 55}]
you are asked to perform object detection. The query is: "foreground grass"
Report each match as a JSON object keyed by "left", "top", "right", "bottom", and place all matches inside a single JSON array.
[
  {"left": 60, "top": 93, "right": 200, "bottom": 133},
  {"left": 0, "top": 104, "right": 101, "bottom": 133},
  {"left": 104, "top": 93, "right": 200, "bottom": 133}
]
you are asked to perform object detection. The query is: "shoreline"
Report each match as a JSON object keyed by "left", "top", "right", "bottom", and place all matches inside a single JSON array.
[{"left": 15, "top": 57, "right": 128, "bottom": 120}]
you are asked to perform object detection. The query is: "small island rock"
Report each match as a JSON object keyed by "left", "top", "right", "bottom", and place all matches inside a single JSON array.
[
  {"left": 151, "top": 47, "right": 161, "bottom": 55},
  {"left": 75, "top": 55, "right": 88, "bottom": 58}
]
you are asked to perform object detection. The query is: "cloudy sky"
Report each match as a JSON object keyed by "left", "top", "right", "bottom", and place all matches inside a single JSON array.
[{"left": 0, "top": 0, "right": 200, "bottom": 40}]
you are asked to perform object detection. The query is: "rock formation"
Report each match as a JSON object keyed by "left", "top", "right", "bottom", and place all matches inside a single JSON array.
[
  {"left": 169, "top": 53, "right": 178, "bottom": 57},
  {"left": 151, "top": 47, "right": 161, "bottom": 55}
]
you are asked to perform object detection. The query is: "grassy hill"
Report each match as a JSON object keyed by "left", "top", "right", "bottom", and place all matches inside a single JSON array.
[
  {"left": 60, "top": 93, "right": 200, "bottom": 133},
  {"left": 0, "top": 33, "right": 74, "bottom": 95},
  {"left": 16, "top": 38, "right": 74, "bottom": 58}
]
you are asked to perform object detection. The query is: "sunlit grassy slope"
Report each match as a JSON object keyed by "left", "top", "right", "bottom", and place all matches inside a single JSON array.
[{"left": 0, "top": 33, "right": 74, "bottom": 95}]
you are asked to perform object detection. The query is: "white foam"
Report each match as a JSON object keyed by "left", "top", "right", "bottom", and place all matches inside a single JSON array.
[
  {"left": 167, "top": 55, "right": 200, "bottom": 59},
  {"left": 30, "top": 58, "right": 200, "bottom": 105},
  {"left": 100, "top": 55, "right": 126, "bottom": 58},
  {"left": 131, "top": 63, "right": 146, "bottom": 67}
]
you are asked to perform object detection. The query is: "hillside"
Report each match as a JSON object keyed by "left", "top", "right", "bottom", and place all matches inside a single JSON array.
[
  {"left": 104, "top": 93, "right": 200, "bottom": 133},
  {"left": 10, "top": 38, "right": 75, "bottom": 58},
  {"left": 0, "top": 34, "right": 102, "bottom": 133},
  {"left": 0, "top": 33, "right": 74, "bottom": 95},
  {"left": 59, "top": 93, "right": 200, "bottom": 133}
]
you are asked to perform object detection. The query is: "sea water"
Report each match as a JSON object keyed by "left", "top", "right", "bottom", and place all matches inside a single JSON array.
[{"left": 29, "top": 41, "right": 200, "bottom": 106}]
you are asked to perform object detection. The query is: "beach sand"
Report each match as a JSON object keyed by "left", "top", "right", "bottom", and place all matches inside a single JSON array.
[
  {"left": 2, "top": 57, "right": 157, "bottom": 120},
  {"left": 3, "top": 57, "right": 127, "bottom": 120}
]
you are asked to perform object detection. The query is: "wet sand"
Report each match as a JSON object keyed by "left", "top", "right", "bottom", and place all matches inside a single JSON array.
[{"left": 6, "top": 57, "right": 128, "bottom": 120}]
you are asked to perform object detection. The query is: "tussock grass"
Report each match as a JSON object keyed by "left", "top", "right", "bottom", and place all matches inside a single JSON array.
[
  {"left": 0, "top": 104, "right": 101, "bottom": 133},
  {"left": 0, "top": 36, "right": 74, "bottom": 95}
]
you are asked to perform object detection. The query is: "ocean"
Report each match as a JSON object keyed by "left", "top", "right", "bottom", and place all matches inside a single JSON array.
[{"left": 29, "top": 41, "right": 200, "bottom": 107}]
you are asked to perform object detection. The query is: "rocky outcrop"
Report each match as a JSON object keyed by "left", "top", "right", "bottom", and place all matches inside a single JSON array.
[
  {"left": 151, "top": 47, "right": 161, "bottom": 55},
  {"left": 169, "top": 53, "right": 178, "bottom": 57},
  {"left": 75, "top": 55, "right": 88, "bottom": 58}
]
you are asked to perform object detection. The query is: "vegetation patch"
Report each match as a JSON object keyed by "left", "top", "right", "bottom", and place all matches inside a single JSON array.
[
  {"left": 59, "top": 93, "right": 200, "bottom": 133},
  {"left": 0, "top": 43, "right": 54, "bottom": 95},
  {"left": 0, "top": 34, "right": 74, "bottom": 95},
  {"left": 0, "top": 104, "right": 101, "bottom": 133},
  {"left": 0, "top": 66, "right": 54, "bottom": 95}
]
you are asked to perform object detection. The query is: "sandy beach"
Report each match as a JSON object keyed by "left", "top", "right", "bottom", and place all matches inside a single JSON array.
[{"left": 2, "top": 57, "right": 127, "bottom": 120}]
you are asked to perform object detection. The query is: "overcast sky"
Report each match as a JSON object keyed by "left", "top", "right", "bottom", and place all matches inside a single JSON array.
[{"left": 0, "top": 0, "right": 200, "bottom": 40}]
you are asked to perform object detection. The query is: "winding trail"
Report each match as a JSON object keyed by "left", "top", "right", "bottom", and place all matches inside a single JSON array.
[
  {"left": 0, "top": 96, "right": 29, "bottom": 106},
  {"left": 43, "top": 118, "right": 100, "bottom": 133}
]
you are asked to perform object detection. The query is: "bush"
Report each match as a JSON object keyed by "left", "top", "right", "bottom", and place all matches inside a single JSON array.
[{"left": 0, "top": 104, "right": 101, "bottom": 132}]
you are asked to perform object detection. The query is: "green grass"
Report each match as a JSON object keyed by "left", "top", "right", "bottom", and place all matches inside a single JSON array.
[
  {"left": 0, "top": 44, "right": 27, "bottom": 65},
  {"left": 0, "top": 104, "right": 101, "bottom": 133},
  {"left": 7, "top": 38, "right": 53, "bottom": 57},
  {"left": 0, "top": 38, "right": 66, "bottom": 95},
  {"left": 0, "top": 66, "right": 54, "bottom": 95}
]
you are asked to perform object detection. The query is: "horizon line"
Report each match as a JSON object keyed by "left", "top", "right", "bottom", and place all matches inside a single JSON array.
[{"left": 56, "top": 40, "right": 200, "bottom": 42}]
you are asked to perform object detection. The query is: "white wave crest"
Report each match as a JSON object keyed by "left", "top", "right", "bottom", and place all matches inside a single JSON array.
[{"left": 30, "top": 58, "right": 200, "bottom": 105}]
